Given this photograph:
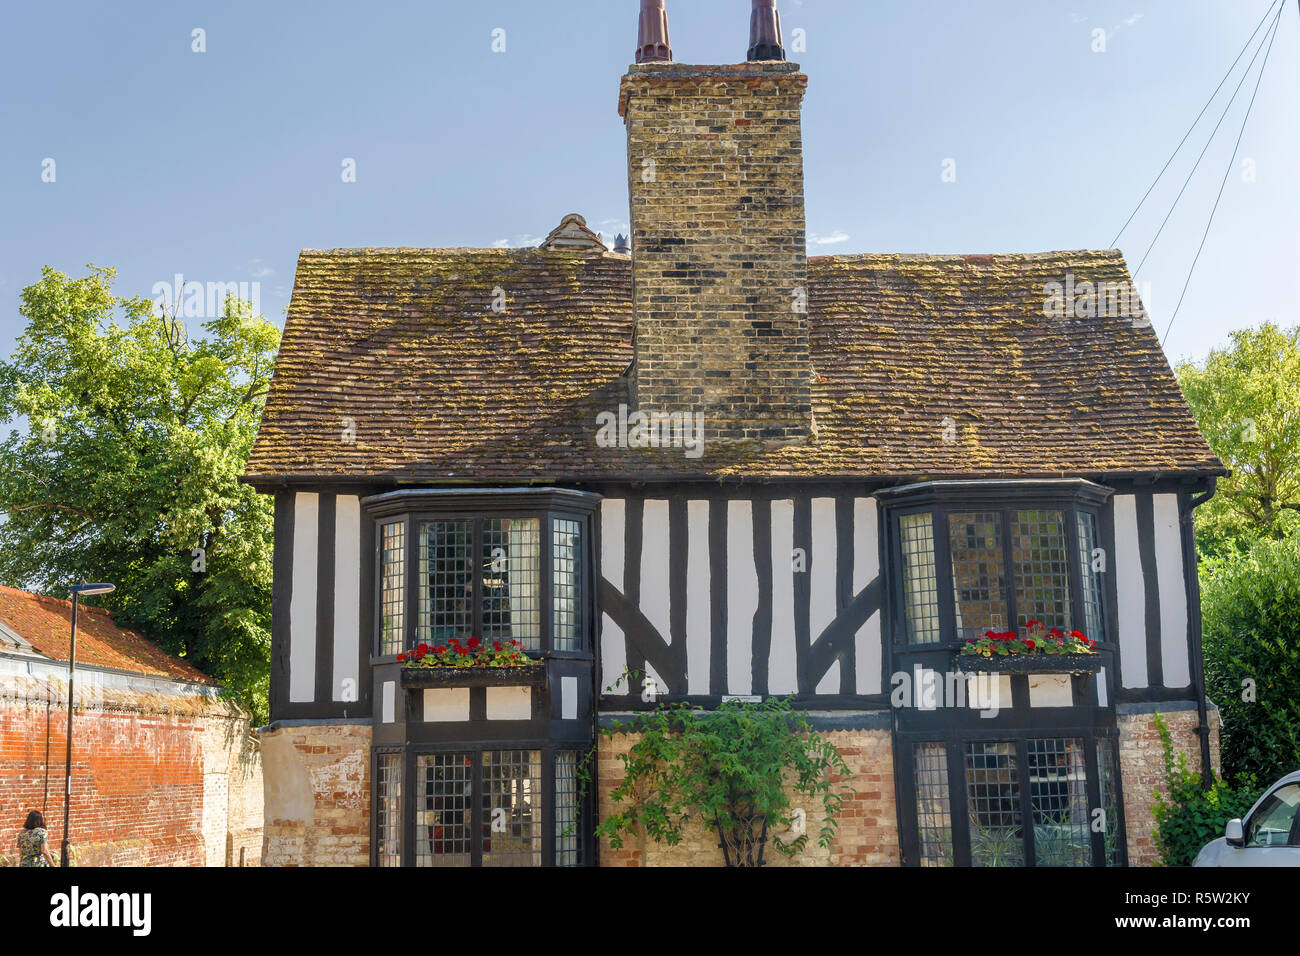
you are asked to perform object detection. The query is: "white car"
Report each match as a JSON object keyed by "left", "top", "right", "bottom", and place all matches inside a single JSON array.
[{"left": 1194, "top": 770, "right": 1300, "bottom": 866}]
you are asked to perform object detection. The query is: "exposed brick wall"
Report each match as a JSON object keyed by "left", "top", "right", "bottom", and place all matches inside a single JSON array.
[
  {"left": 261, "top": 722, "right": 371, "bottom": 867},
  {"left": 620, "top": 62, "right": 813, "bottom": 444},
  {"left": 0, "top": 665, "right": 262, "bottom": 867},
  {"left": 596, "top": 726, "right": 898, "bottom": 867},
  {"left": 1118, "top": 705, "right": 1221, "bottom": 867}
]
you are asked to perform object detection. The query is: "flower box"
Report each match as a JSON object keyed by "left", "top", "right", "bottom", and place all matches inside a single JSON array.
[
  {"left": 399, "top": 666, "right": 548, "bottom": 689},
  {"left": 953, "top": 652, "right": 1102, "bottom": 675}
]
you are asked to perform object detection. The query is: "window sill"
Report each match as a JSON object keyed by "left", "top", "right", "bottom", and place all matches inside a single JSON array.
[
  {"left": 952, "top": 651, "right": 1103, "bottom": 675},
  {"left": 399, "top": 665, "right": 549, "bottom": 689}
]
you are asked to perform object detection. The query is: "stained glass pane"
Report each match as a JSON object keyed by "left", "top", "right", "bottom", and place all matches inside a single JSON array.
[
  {"left": 1012, "top": 510, "right": 1072, "bottom": 632},
  {"left": 949, "top": 513, "right": 1007, "bottom": 639}
]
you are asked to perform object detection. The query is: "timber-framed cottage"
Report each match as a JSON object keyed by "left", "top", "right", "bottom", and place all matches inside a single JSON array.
[{"left": 244, "top": 0, "right": 1225, "bottom": 867}]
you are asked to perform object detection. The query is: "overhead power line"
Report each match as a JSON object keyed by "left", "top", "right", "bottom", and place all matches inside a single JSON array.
[
  {"left": 1162, "top": 3, "right": 1286, "bottom": 345},
  {"left": 1130, "top": 9, "right": 1280, "bottom": 280},
  {"left": 1109, "top": 0, "right": 1283, "bottom": 249}
]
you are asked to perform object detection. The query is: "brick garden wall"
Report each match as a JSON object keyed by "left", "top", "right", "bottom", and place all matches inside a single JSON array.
[
  {"left": 0, "top": 663, "right": 262, "bottom": 867},
  {"left": 1117, "top": 703, "right": 1221, "bottom": 867},
  {"left": 260, "top": 721, "right": 371, "bottom": 867},
  {"left": 597, "top": 725, "right": 898, "bottom": 867}
]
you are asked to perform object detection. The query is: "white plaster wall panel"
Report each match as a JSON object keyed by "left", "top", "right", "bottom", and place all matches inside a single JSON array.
[
  {"left": 600, "top": 498, "right": 627, "bottom": 691},
  {"left": 561, "top": 676, "right": 578, "bottom": 720},
  {"left": 1112, "top": 495, "right": 1148, "bottom": 689},
  {"left": 486, "top": 686, "right": 532, "bottom": 721},
  {"left": 332, "top": 495, "right": 361, "bottom": 702},
  {"left": 423, "top": 688, "right": 470, "bottom": 722},
  {"left": 811, "top": 497, "right": 838, "bottom": 695},
  {"left": 640, "top": 499, "right": 670, "bottom": 695},
  {"left": 1028, "top": 674, "right": 1073, "bottom": 708},
  {"left": 686, "top": 500, "right": 711, "bottom": 695},
  {"left": 289, "top": 492, "right": 319, "bottom": 703},
  {"left": 726, "top": 500, "right": 756, "bottom": 696},
  {"left": 1153, "top": 494, "right": 1191, "bottom": 688},
  {"left": 853, "top": 497, "right": 881, "bottom": 695},
  {"left": 769, "top": 499, "right": 797, "bottom": 695}
]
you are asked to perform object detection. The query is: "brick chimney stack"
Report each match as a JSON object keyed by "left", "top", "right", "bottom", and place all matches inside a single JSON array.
[
  {"left": 620, "top": 0, "right": 812, "bottom": 445},
  {"left": 636, "top": 0, "right": 672, "bottom": 64}
]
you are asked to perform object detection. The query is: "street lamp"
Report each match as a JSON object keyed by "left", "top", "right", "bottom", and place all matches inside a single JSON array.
[{"left": 61, "top": 581, "right": 115, "bottom": 868}]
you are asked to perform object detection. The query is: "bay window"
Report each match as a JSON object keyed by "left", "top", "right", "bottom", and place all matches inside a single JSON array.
[
  {"left": 370, "top": 491, "right": 595, "bottom": 658},
  {"left": 888, "top": 482, "right": 1111, "bottom": 647}
]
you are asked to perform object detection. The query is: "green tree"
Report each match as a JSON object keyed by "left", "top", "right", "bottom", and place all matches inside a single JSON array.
[
  {"left": 1200, "top": 535, "right": 1300, "bottom": 783},
  {"left": 1176, "top": 322, "right": 1300, "bottom": 558},
  {"left": 0, "top": 266, "right": 279, "bottom": 722}
]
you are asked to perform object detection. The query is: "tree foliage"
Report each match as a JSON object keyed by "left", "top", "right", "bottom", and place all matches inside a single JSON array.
[
  {"left": 593, "top": 689, "right": 854, "bottom": 867},
  {"left": 0, "top": 266, "right": 279, "bottom": 722},
  {"left": 1200, "top": 536, "right": 1300, "bottom": 783},
  {"left": 1176, "top": 322, "right": 1300, "bottom": 558}
]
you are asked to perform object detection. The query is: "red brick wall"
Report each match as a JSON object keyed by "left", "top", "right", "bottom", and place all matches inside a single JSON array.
[{"left": 1, "top": 670, "right": 261, "bottom": 867}]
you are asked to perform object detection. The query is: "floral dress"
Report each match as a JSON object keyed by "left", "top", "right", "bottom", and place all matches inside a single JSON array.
[{"left": 17, "top": 827, "right": 49, "bottom": 867}]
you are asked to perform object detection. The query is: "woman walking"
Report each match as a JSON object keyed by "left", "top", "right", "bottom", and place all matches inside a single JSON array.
[{"left": 16, "top": 811, "right": 58, "bottom": 867}]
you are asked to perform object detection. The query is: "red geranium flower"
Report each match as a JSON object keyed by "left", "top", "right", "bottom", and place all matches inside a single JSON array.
[
  {"left": 397, "top": 653, "right": 407, "bottom": 662},
  {"left": 1025, "top": 639, "right": 1036, "bottom": 650}
]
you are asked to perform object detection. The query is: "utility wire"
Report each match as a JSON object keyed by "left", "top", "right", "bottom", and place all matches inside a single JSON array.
[
  {"left": 1163, "top": 4, "right": 1285, "bottom": 344},
  {"left": 1131, "top": 14, "right": 1278, "bottom": 279},
  {"left": 1109, "top": 0, "right": 1282, "bottom": 249}
]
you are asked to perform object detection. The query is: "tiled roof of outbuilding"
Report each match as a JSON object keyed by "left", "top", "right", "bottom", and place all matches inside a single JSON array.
[
  {"left": 243, "top": 247, "right": 1222, "bottom": 485},
  {"left": 0, "top": 586, "right": 214, "bottom": 683}
]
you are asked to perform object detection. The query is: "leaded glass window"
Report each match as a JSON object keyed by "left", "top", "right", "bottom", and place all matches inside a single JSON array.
[
  {"left": 482, "top": 750, "right": 543, "bottom": 867},
  {"left": 1077, "top": 512, "right": 1105, "bottom": 639},
  {"left": 1028, "top": 737, "right": 1090, "bottom": 866},
  {"left": 949, "top": 512, "right": 1007, "bottom": 639},
  {"left": 375, "top": 753, "right": 402, "bottom": 867},
  {"left": 1097, "top": 738, "right": 1122, "bottom": 866},
  {"left": 966, "top": 741, "right": 1024, "bottom": 867},
  {"left": 482, "top": 519, "right": 541, "bottom": 650},
  {"left": 552, "top": 519, "right": 582, "bottom": 651},
  {"left": 1013, "top": 510, "right": 1072, "bottom": 632},
  {"left": 555, "top": 750, "right": 582, "bottom": 867},
  {"left": 914, "top": 743, "right": 953, "bottom": 867},
  {"left": 380, "top": 522, "right": 406, "bottom": 655},
  {"left": 900, "top": 513, "right": 941, "bottom": 644},
  {"left": 418, "top": 520, "right": 472, "bottom": 645},
  {"left": 415, "top": 752, "right": 473, "bottom": 867}
]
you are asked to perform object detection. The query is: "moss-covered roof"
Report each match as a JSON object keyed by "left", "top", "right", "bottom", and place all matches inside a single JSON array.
[{"left": 243, "top": 247, "right": 1222, "bottom": 484}]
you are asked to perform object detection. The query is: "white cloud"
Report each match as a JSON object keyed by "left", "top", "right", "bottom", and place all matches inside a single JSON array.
[{"left": 809, "top": 231, "right": 851, "bottom": 246}]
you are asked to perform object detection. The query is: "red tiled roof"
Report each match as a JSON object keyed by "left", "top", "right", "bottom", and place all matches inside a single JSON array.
[
  {"left": 0, "top": 586, "right": 213, "bottom": 683},
  {"left": 243, "top": 247, "right": 1223, "bottom": 484}
]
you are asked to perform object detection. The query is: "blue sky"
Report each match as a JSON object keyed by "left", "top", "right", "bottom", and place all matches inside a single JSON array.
[{"left": 1, "top": 0, "right": 1296, "bottom": 366}]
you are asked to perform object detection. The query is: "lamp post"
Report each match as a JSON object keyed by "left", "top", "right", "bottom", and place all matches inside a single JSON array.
[{"left": 61, "top": 581, "right": 115, "bottom": 868}]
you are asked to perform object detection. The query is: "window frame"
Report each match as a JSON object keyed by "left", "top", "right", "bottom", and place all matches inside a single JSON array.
[
  {"left": 364, "top": 489, "right": 600, "bottom": 664},
  {"left": 378, "top": 741, "right": 596, "bottom": 868},
  {"left": 880, "top": 481, "right": 1113, "bottom": 649}
]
